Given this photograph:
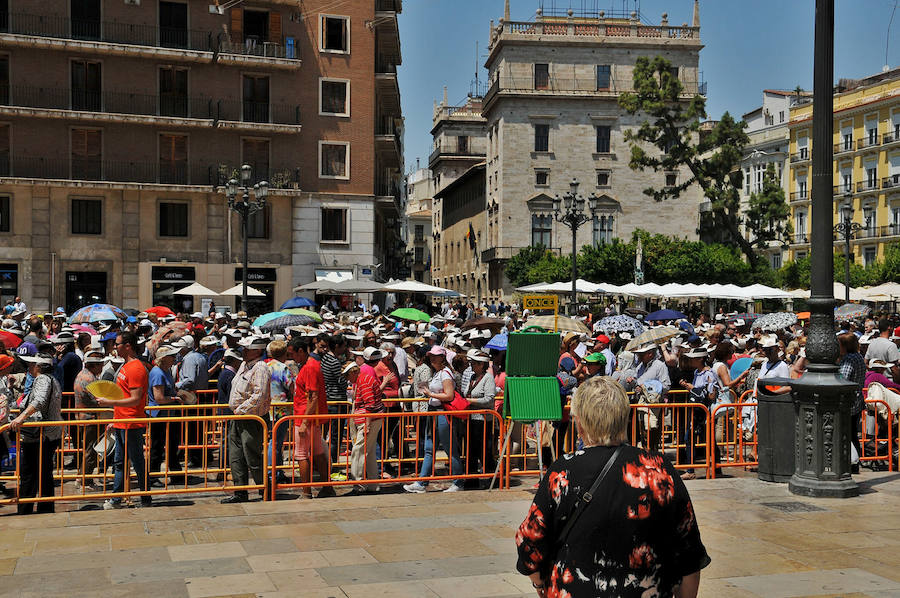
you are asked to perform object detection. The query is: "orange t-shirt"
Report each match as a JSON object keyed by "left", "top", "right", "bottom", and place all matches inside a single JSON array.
[{"left": 115, "top": 359, "right": 149, "bottom": 429}]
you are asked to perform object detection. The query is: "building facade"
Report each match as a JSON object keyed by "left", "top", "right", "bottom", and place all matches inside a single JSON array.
[
  {"left": 433, "top": 163, "right": 487, "bottom": 300},
  {"left": 404, "top": 166, "right": 432, "bottom": 283},
  {"left": 480, "top": 1, "right": 704, "bottom": 298},
  {"left": 787, "top": 67, "right": 900, "bottom": 266},
  {"left": 0, "top": 0, "right": 403, "bottom": 314}
]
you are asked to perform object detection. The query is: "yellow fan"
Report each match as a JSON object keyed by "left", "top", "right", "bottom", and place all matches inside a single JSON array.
[{"left": 86, "top": 380, "right": 127, "bottom": 401}]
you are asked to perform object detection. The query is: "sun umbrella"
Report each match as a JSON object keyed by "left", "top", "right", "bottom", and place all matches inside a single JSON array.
[
  {"left": 70, "top": 324, "right": 97, "bottom": 335},
  {"left": 68, "top": 303, "right": 127, "bottom": 324},
  {"left": 0, "top": 329, "right": 22, "bottom": 349},
  {"left": 485, "top": 333, "right": 508, "bottom": 352},
  {"left": 525, "top": 315, "right": 591, "bottom": 334},
  {"left": 597, "top": 315, "right": 645, "bottom": 337},
  {"left": 146, "top": 321, "right": 190, "bottom": 359},
  {"left": 645, "top": 309, "right": 687, "bottom": 322},
  {"left": 726, "top": 312, "right": 764, "bottom": 323},
  {"left": 220, "top": 284, "right": 265, "bottom": 297},
  {"left": 260, "top": 314, "right": 319, "bottom": 333},
  {"left": 625, "top": 326, "right": 680, "bottom": 352},
  {"left": 751, "top": 312, "right": 798, "bottom": 332},
  {"left": 145, "top": 306, "right": 175, "bottom": 318},
  {"left": 252, "top": 312, "right": 292, "bottom": 327},
  {"left": 834, "top": 303, "right": 871, "bottom": 322},
  {"left": 281, "top": 308, "right": 323, "bottom": 322},
  {"left": 173, "top": 282, "right": 219, "bottom": 297},
  {"left": 281, "top": 297, "right": 316, "bottom": 309},
  {"left": 460, "top": 316, "right": 506, "bottom": 332},
  {"left": 389, "top": 308, "right": 431, "bottom": 322}
]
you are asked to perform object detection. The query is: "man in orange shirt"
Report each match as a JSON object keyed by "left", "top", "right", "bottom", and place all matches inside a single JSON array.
[
  {"left": 94, "top": 331, "right": 152, "bottom": 509},
  {"left": 292, "top": 339, "right": 334, "bottom": 499}
]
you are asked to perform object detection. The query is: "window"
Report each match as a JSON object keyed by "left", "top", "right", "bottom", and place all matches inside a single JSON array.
[
  {"left": 159, "top": 202, "right": 188, "bottom": 237},
  {"left": 535, "top": 171, "right": 549, "bottom": 186},
  {"left": 457, "top": 135, "right": 468, "bottom": 154},
  {"left": 159, "top": 1, "right": 188, "bottom": 48},
  {"left": 534, "top": 124, "right": 549, "bottom": 152},
  {"left": 247, "top": 205, "right": 269, "bottom": 239},
  {"left": 779, "top": 110, "right": 784, "bottom": 123},
  {"left": 159, "top": 67, "right": 188, "bottom": 117},
  {"left": 71, "top": 198, "right": 101, "bottom": 235},
  {"left": 667, "top": 66, "right": 679, "bottom": 82},
  {"left": 242, "top": 75, "right": 269, "bottom": 122},
  {"left": 321, "top": 15, "right": 349, "bottom": 52},
  {"left": 71, "top": 128, "right": 102, "bottom": 180},
  {"left": 596, "top": 65, "right": 611, "bottom": 90},
  {"left": 0, "top": 196, "right": 9, "bottom": 232},
  {"left": 243, "top": 9, "right": 269, "bottom": 44},
  {"left": 321, "top": 207, "right": 348, "bottom": 242},
  {"left": 414, "top": 246, "right": 424, "bottom": 263},
  {"left": 798, "top": 179, "right": 807, "bottom": 198},
  {"left": 159, "top": 134, "right": 187, "bottom": 184},
  {"left": 242, "top": 138, "right": 269, "bottom": 183},
  {"left": 0, "top": 56, "right": 8, "bottom": 104},
  {"left": 864, "top": 247, "right": 877, "bottom": 267},
  {"left": 795, "top": 211, "right": 806, "bottom": 235},
  {"left": 319, "top": 142, "right": 349, "bottom": 178},
  {"left": 593, "top": 214, "right": 614, "bottom": 245},
  {"left": 414, "top": 225, "right": 424, "bottom": 241},
  {"left": 842, "top": 173, "right": 852, "bottom": 193},
  {"left": 534, "top": 64, "right": 549, "bottom": 90},
  {"left": 320, "top": 79, "right": 349, "bottom": 115},
  {"left": 596, "top": 171, "right": 610, "bottom": 187},
  {"left": 665, "top": 172, "right": 678, "bottom": 187},
  {"left": 531, "top": 213, "right": 552, "bottom": 247},
  {"left": 71, "top": 0, "right": 101, "bottom": 40},
  {"left": 0, "top": 124, "right": 8, "bottom": 176},
  {"left": 596, "top": 125, "right": 611, "bottom": 153},
  {"left": 867, "top": 166, "right": 877, "bottom": 188},
  {"left": 71, "top": 59, "right": 101, "bottom": 111},
  {"left": 842, "top": 132, "right": 852, "bottom": 151},
  {"left": 772, "top": 253, "right": 782, "bottom": 269}
]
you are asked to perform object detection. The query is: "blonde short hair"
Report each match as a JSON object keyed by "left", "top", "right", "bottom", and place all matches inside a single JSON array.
[
  {"left": 267, "top": 340, "right": 287, "bottom": 360},
  {"left": 571, "top": 376, "right": 629, "bottom": 447}
]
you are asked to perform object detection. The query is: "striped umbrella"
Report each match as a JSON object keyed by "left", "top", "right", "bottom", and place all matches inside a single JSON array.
[
  {"left": 281, "top": 308, "right": 323, "bottom": 322},
  {"left": 68, "top": 303, "right": 127, "bottom": 324},
  {"left": 524, "top": 315, "right": 591, "bottom": 334},
  {"left": 625, "top": 326, "right": 680, "bottom": 352},
  {"left": 259, "top": 314, "right": 319, "bottom": 333}
]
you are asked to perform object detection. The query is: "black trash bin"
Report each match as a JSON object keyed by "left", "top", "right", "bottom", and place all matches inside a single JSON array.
[{"left": 756, "top": 383, "right": 795, "bottom": 483}]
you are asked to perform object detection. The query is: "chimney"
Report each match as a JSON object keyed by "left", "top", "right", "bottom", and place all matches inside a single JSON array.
[
  {"left": 442, "top": 86, "right": 448, "bottom": 106},
  {"left": 692, "top": 0, "right": 700, "bottom": 28}
]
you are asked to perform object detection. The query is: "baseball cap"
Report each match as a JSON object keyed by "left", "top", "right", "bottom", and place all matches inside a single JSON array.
[
  {"left": 594, "top": 334, "right": 610, "bottom": 344},
  {"left": 584, "top": 352, "right": 607, "bottom": 365},
  {"left": 16, "top": 342, "right": 37, "bottom": 356}
]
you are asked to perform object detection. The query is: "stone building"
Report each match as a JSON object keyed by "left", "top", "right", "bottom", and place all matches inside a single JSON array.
[
  {"left": 404, "top": 166, "right": 433, "bottom": 283},
  {"left": 479, "top": 1, "right": 704, "bottom": 298},
  {"left": 0, "top": 0, "right": 403, "bottom": 314},
  {"left": 433, "top": 163, "right": 487, "bottom": 300}
]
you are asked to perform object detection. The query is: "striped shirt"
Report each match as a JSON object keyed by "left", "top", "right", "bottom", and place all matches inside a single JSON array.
[
  {"left": 352, "top": 371, "right": 385, "bottom": 424},
  {"left": 321, "top": 352, "right": 349, "bottom": 404}
]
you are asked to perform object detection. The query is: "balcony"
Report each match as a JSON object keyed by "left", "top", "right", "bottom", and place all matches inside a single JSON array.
[
  {"left": 883, "top": 174, "right": 900, "bottom": 190},
  {"left": 854, "top": 226, "right": 881, "bottom": 240},
  {"left": 833, "top": 141, "right": 853, "bottom": 155},
  {"left": 375, "top": 119, "right": 402, "bottom": 168},
  {"left": 884, "top": 131, "right": 899, "bottom": 146},
  {"left": 493, "top": 19, "right": 699, "bottom": 42},
  {"left": 790, "top": 233, "right": 809, "bottom": 245},
  {"left": 856, "top": 179, "right": 880, "bottom": 194},
  {"left": 0, "top": 12, "right": 299, "bottom": 66},
  {"left": 833, "top": 184, "right": 853, "bottom": 197},
  {"left": 376, "top": 0, "right": 402, "bottom": 11},
  {"left": 0, "top": 85, "right": 300, "bottom": 129},
  {"left": 481, "top": 246, "right": 561, "bottom": 262},
  {"left": 375, "top": 56, "right": 401, "bottom": 115},
  {"left": 789, "top": 191, "right": 808, "bottom": 202},
  {"left": 428, "top": 145, "right": 486, "bottom": 167},
  {"left": 790, "top": 149, "right": 810, "bottom": 163},
  {"left": 857, "top": 135, "right": 881, "bottom": 151},
  {"left": 0, "top": 155, "right": 300, "bottom": 188}
]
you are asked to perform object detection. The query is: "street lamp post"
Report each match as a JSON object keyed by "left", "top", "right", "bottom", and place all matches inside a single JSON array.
[
  {"left": 552, "top": 178, "right": 599, "bottom": 315},
  {"left": 833, "top": 208, "right": 866, "bottom": 303},
  {"left": 225, "top": 164, "right": 268, "bottom": 314}
]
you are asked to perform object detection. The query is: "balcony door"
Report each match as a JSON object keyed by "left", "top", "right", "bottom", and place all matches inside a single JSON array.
[
  {"left": 71, "top": 0, "right": 101, "bottom": 40},
  {"left": 159, "top": 1, "right": 188, "bottom": 48},
  {"left": 159, "top": 66, "right": 188, "bottom": 117},
  {"left": 242, "top": 75, "right": 269, "bottom": 122},
  {"left": 71, "top": 59, "right": 101, "bottom": 111}
]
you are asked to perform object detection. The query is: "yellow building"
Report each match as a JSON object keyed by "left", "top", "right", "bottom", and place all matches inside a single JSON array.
[{"left": 787, "top": 67, "right": 900, "bottom": 266}]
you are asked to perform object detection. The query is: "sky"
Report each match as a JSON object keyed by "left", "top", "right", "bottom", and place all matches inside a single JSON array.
[{"left": 396, "top": 0, "right": 900, "bottom": 173}]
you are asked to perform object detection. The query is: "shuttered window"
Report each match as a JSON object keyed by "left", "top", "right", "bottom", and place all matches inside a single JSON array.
[
  {"left": 71, "top": 199, "right": 102, "bottom": 235},
  {"left": 241, "top": 138, "right": 269, "bottom": 183},
  {"left": 159, "top": 134, "right": 188, "bottom": 184},
  {"left": 71, "top": 129, "right": 102, "bottom": 180}
]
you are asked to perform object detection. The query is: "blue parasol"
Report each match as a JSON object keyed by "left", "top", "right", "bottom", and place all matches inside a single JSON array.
[{"left": 485, "top": 333, "right": 508, "bottom": 351}]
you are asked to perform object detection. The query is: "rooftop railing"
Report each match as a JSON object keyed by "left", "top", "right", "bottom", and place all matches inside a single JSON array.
[{"left": 495, "top": 19, "right": 699, "bottom": 40}]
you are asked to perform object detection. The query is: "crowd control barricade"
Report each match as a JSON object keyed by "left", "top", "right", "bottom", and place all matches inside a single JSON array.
[
  {"left": 710, "top": 403, "right": 759, "bottom": 478},
  {"left": 861, "top": 398, "right": 895, "bottom": 471},
  {"left": 0, "top": 413, "right": 268, "bottom": 507},
  {"left": 270, "top": 409, "right": 507, "bottom": 498}
]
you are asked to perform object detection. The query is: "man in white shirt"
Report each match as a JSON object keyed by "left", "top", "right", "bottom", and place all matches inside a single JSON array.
[{"left": 866, "top": 319, "right": 900, "bottom": 379}]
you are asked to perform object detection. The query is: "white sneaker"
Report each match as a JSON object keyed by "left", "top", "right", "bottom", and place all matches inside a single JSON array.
[
  {"left": 402, "top": 481, "right": 426, "bottom": 494},
  {"left": 443, "top": 484, "right": 461, "bottom": 493},
  {"left": 102, "top": 499, "right": 124, "bottom": 510}
]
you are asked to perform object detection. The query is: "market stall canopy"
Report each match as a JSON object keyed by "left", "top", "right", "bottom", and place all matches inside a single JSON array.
[
  {"left": 327, "top": 279, "right": 385, "bottom": 293},
  {"left": 515, "top": 282, "right": 551, "bottom": 292},
  {"left": 381, "top": 280, "right": 455, "bottom": 294},
  {"left": 173, "top": 283, "right": 219, "bottom": 296},
  {"left": 219, "top": 284, "right": 265, "bottom": 297}
]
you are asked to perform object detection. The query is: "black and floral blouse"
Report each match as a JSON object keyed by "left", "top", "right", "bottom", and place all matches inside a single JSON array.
[{"left": 516, "top": 445, "right": 710, "bottom": 597}]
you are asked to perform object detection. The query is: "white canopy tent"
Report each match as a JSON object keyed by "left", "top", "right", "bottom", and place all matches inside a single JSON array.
[
  {"left": 219, "top": 284, "right": 265, "bottom": 297},
  {"left": 173, "top": 282, "right": 219, "bottom": 296},
  {"left": 381, "top": 280, "right": 455, "bottom": 294}
]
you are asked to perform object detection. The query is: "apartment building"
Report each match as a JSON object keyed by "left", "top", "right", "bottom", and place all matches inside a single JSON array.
[
  {"left": 787, "top": 67, "right": 900, "bottom": 266},
  {"left": 0, "top": 0, "right": 403, "bottom": 314},
  {"left": 404, "top": 166, "right": 432, "bottom": 283},
  {"left": 479, "top": 1, "right": 704, "bottom": 298}
]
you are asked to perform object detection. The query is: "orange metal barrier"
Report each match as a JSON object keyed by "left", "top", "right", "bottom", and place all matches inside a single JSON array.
[
  {"left": 269, "top": 410, "right": 507, "bottom": 498},
  {"left": 710, "top": 403, "right": 758, "bottom": 478},
  {"left": 0, "top": 414, "right": 268, "bottom": 507},
  {"left": 861, "top": 399, "right": 895, "bottom": 471}
]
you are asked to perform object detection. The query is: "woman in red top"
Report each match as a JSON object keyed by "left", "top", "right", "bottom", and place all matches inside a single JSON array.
[{"left": 374, "top": 343, "right": 401, "bottom": 477}]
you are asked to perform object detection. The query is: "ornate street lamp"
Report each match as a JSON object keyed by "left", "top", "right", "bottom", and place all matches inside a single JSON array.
[
  {"left": 552, "top": 178, "right": 599, "bottom": 315},
  {"left": 226, "top": 164, "right": 268, "bottom": 313},
  {"left": 833, "top": 207, "right": 867, "bottom": 303}
]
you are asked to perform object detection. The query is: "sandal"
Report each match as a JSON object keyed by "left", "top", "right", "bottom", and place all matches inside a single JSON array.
[{"left": 680, "top": 471, "right": 696, "bottom": 480}]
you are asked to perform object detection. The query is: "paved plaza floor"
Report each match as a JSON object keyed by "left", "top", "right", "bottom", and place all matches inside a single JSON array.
[{"left": 1, "top": 471, "right": 900, "bottom": 597}]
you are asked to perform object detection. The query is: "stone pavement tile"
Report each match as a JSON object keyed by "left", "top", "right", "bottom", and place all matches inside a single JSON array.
[
  {"left": 0, "top": 541, "right": 34, "bottom": 559},
  {"left": 252, "top": 522, "right": 344, "bottom": 538},
  {"left": 240, "top": 537, "right": 298, "bottom": 556},
  {"left": 424, "top": 574, "right": 523, "bottom": 598},
  {"left": 357, "top": 526, "right": 486, "bottom": 547},
  {"left": 109, "top": 531, "right": 186, "bottom": 550},
  {"left": 320, "top": 548, "right": 378, "bottom": 566},
  {"left": 372, "top": 502, "right": 499, "bottom": 519},
  {"left": 32, "top": 534, "right": 112, "bottom": 554},
  {"left": 14, "top": 546, "right": 170, "bottom": 575},
  {"left": 210, "top": 527, "right": 257, "bottom": 542},
  {"left": 2, "top": 566, "right": 111, "bottom": 595},
  {"left": 98, "top": 522, "right": 150, "bottom": 536},
  {"left": 0, "top": 529, "right": 27, "bottom": 544},
  {"left": 168, "top": 541, "right": 247, "bottom": 561},
  {"left": 246, "top": 551, "right": 329, "bottom": 572},
  {"left": 477, "top": 525, "right": 517, "bottom": 539},
  {"left": 702, "top": 552, "right": 813, "bottom": 579},
  {"left": 365, "top": 540, "right": 495, "bottom": 563},
  {"left": 24, "top": 524, "right": 100, "bottom": 541},
  {"left": 437, "top": 553, "right": 519, "bottom": 577},
  {"left": 184, "top": 572, "right": 276, "bottom": 598},
  {"left": 265, "top": 567, "right": 330, "bottom": 591},
  {"left": 499, "top": 572, "right": 540, "bottom": 594},
  {"left": 41, "top": 578, "right": 191, "bottom": 598},
  {"left": 339, "top": 580, "right": 440, "bottom": 598},
  {"left": 315, "top": 559, "right": 448, "bottom": 586},
  {"left": 0, "top": 556, "right": 16, "bottom": 575},
  {"left": 724, "top": 567, "right": 900, "bottom": 598},
  {"left": 436, "top": 511, "right": 526, "bottom": 529},
  {"left": 335, "top": 515, "right": 447, "bottom": 535},
  {"left": 697, "top": 578, "right": 762, "bottom": 598},
  {"left": 290, "top": 534, "right": 370, "bottom": 552},
  {"left": 478, "top": 538, "right": 517, "bottom": 555},
  {"left": 0, "top": 511, "right": 68, "bottom": 529},
  {"left": 258, "top": 591, "right": 348, "bottom": 598},
  {"left": 110, "top": 557, "right": 251, "bottom": 584}
]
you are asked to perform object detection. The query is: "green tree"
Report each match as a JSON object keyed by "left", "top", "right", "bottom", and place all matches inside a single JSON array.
[
  {"left": 619, "top": 55, "right": 778, "bottom": 270},
  {"left": 744, "top": 163, "right": 793, "bottom": 251},
  {"left": 577, "top": 239, "right": 635, "bottom": 285},
  {"left": 776, "top": 254, "right": 873, "bottom": 289},
  {"left": 505, "top": 245, "right": 551, "bottom": 288}
]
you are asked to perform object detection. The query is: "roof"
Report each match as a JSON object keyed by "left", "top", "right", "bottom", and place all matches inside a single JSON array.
[
  {"left": 433, "top": 162, "right": 486, "bottom": 199},
  {"left": 742, "top": 106, "right": 762, "bottom": 119},
  {"left": 763, "top": 89, "right": 812, "bottom": 97},
  {"left": 408, "top": 209, "right": 431, "bottom": 217}
]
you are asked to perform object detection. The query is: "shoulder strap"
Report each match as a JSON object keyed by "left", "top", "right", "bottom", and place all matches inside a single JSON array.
[{"left": 554, "top": 444, "right": 624, "bottom": 551}]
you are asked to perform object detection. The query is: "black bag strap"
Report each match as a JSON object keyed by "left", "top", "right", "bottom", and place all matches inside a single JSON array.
[{"left": 553, "top": 444, "right": 624, "bottom": 551}]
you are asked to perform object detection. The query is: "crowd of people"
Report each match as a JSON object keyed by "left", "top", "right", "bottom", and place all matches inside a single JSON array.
[{"left": 0, "top": 299, "right": 888, "bottom": 515}]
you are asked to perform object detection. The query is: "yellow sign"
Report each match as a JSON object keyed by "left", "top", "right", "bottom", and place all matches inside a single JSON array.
[{"left": 522, "top": 295, "right": 558, "bottom": 311}]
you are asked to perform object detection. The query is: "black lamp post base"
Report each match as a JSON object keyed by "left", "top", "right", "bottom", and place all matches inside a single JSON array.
[{"left": 787, "top": 366, "right": 859, "bottom": 499}]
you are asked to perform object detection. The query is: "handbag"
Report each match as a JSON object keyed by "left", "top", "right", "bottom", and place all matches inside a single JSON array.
[
  {"left": 547, "top": 445, "right": 624, "bottom": 571},
  {"left": 442, "top": 390, "right": 470, "bottom": 419}
]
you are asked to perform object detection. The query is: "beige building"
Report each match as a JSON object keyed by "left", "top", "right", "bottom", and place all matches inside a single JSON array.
[
  {"left": 404, "top": 167, "right": 433, "bottom": 283},
  {"left": 479, "top": 1, "right": 704, "bottom": 298},
  {"left": 0, "top": 0, "right": 404, "bottom": 315},
  {"left": 433, "top": 163, "right": 487, "bottom": 300}
]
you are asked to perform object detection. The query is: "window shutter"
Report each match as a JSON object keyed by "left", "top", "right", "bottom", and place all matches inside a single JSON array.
[
  {"left": 269, "top": 12, "right": 282, "bottom": 42},
  {"left": 85, "top": 130, "right": 101, "bottom": 158},
  {"left": 230, "top": 8, "right": 243, "bottom": 44}
]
